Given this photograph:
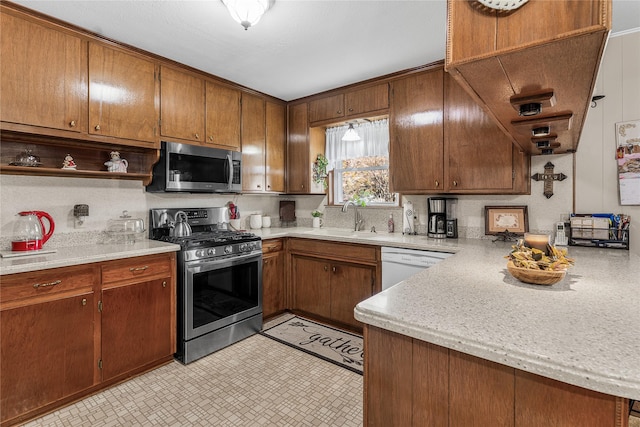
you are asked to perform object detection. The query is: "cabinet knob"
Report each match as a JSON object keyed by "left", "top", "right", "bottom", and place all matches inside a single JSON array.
[
  {"left": 81, "top": 298, "right": 87, "bottom": 306},
  {"left": 301, "top": 184, "right": 305, "bottom": 189},
  {"left": 435, "top": 180, "right": 439, "bottom": 187},
  {"left": 453, "top": 180, "right": 458, "bottom": 187},
  {"left": 94, "top": 124, "right": 101, "bottom": 131},
  {"left": 208, "top": 136, "right": 214, "bottom": 141},
  {"left": 324, "top": 265, "right": 328, "bottom": 271},
  {"left": 264, "top": 260, "right": 269, "bottom": 265},
  {"left": 195, "top": 133, "right": 200, "bottom": 140},
  {"left": 348, "top": 108, "right": 353, "bottom": 112},
  {"left": 257, "top": 184, "right": 261, "bottom": 188},
  {"left": 332, "top": 266, "right": 336, "bottom": 273},
  {"left": 267, "top": 185, "right": 271, "bottom": 189},
  {"left": 69, "top": 120, "right": 77, "bottom": 128},
  {"left": 162, "top": 281, "right": 167, "bottom": 288},
  {"left": 337, "top": 110, "right": 342, "bottom": 114}
]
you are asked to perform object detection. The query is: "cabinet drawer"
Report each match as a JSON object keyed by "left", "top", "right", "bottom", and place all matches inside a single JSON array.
[
  {"left": 262, "top": 238, "right": 284, "bottom": 253},
  {"left": 289, "top": 238, "right": 377, "bottom": 264},
  {"left": 0, "top": 264, "right": 97, "bottom": 305},
  {"left": 101, "top": 254, "right": 173, "bottom": 285}
]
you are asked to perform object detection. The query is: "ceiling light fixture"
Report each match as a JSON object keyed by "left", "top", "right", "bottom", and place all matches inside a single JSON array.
[
  {"left": 221, "top": 0, "right": 273, "bottom": 30},
  {"left": 342, "top": 123, "right": 361, "bottom": 142}
]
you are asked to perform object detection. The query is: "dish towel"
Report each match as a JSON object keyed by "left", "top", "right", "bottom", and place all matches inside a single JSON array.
[{"left": 403, "top": 202, "right": 414, "bottom": 234}]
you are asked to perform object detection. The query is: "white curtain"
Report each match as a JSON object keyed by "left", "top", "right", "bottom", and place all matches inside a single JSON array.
[{"left": 325, "top": 119, "right": 389, "bottom": 170}]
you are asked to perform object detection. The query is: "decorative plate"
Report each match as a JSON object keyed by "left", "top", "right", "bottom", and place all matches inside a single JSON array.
[{"left": 474, "top": 0, "right": 528, "bottom": 11}]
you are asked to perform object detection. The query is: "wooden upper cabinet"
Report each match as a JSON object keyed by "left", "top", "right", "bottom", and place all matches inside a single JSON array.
[
  {"left": 389, "top": 69, "right": 444, "bottom": 193},
  {"left": 265, "top": 101, "right": 286, "bottom": 193},
  {"left": 242, "top": 93, "right": 266, "bottom": 192},
  {"left": 445, "top": 0, "right": 611, "bottom": 155},
  {"left": 443, "top": 72, "right": 515, "bottom": 193},
  {"left": 89, "top": 42, "right": 158, "bottom": 146},
  {"left": 0, "top": 9, "right": 86, "bottom": 133},
  {"left": 205, "top": 82, "right": 241, "bottom": 150},
  {"left": 309, "top": 94, "right": 344, "bottom": 123},
  {"left": 446, "top": 0, "right": 610, "bottom": 65},
  {"left": 160, "top": 66, "right": 205, "bottom": 143},
  {"left": 345, "top": 83, "right": 389, "bottom": 117},
  {"left": 287, "top": 102, "right": 310, "bottom": 193},
  {"left": 308, "top": 83, "right": 390, "bottom": 125}
]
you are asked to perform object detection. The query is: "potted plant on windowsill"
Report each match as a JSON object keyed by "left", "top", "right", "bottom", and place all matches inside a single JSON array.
[{"left": 312, "top": 154, "right": 329, "bottom": 190}]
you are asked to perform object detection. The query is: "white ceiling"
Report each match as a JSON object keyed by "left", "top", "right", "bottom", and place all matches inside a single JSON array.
[{"left": 12, "top": 0, "right": 640, "bottom": 101}]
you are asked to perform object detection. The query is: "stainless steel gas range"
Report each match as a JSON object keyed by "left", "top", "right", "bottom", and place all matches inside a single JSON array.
[{"left": 149, "top": 207, "right": 262, "bottom": 364}]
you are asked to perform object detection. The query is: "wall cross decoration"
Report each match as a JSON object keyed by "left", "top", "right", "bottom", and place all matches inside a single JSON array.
[{"left": 531, "top": 161, "right": 567, "bottom": 199}]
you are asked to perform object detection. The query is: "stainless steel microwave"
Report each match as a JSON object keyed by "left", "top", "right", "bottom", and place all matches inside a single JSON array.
[{"left": 146, "top": 141, "right": 242, "bottom": 193}]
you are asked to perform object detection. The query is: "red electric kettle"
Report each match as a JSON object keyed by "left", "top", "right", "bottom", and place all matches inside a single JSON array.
[{"left": 11, "top": 211, "right": 55, "bottom": 251}]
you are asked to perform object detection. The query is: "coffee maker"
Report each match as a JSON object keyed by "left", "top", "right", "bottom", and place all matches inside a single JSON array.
[{"left": 427, "top": 197, "right": 447, "bottom": 238}]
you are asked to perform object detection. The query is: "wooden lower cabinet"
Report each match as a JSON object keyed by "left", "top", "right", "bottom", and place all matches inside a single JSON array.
[
  {"left": 364, "top": 325, "right": 629, "bottom": 427},
  {"left": 262, "top": 239, "right": 286, "bottom": 319},
  {"left": 289, "top": 239, "right": 378, "bottom": 331},
  {"left": 0, "top": 291, "right": 97, "bottom": 425},
  {"left": 0, "top": 252, "right": 176, "bottom": 426},
  {"left": 101, "top": 278, "right": 173, "bottom": 381}
]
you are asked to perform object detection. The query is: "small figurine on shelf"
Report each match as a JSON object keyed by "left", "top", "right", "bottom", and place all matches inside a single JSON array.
[
  {"left": 61, "top": 154, "right": 77, "bottom": 170},
  {"left": 104, "top": 151, "right": 128, "bottom": 173}
]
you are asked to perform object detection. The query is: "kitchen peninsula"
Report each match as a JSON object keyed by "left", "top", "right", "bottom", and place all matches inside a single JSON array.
[{"left": 354, "top": 238, "right": 638, "bottom": 426}]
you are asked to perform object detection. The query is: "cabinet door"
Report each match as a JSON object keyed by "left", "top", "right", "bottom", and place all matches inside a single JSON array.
[
  {"left": 89, "top": 42, "right": 158, "bottom": 144},
  {"left": 1, "top": 10, "right": 85, "bottom": 133},
  {"left": 444, "top": 73, "right": 514, "bottom": 192},
  {"left": 345, "top": 83, "right": 389, "bottom": 117},
  {"left": 160, "top": 66, "right": 205, "bottom": 143},
  {"left": 265, "top": 101, "right": 286, "bottom": 193},
  {"left": 330, "top": 262, "right": 374, "bottom": 329},
  {"left": 205, "top": 81, "right": 241, "bottom": 150},
  {"left": 1, "top": 293, "right": 96, "bottom": 424},
  {"left": 262, "top": 250, "right": 285, "bottom": 319},
  {"left": 242, "top": 93, "right": 266, "bottom": 192},
  {"left": 291, "top": 256, "right": 331, "bottom": 319},
  {"left": 287, "top": 102, "right": 310, "bottom": 193},
  {"left": 101, "top": 278, "right": 173, "bottom": 381},
  {"left": 389, "top": 69, "right": 444, "bottom": 193},
  {"left": 309, "top": 94, "right": 344, "bottom": 123}
]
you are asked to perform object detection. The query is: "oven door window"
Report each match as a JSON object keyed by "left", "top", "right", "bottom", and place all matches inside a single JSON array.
[{"left": 188, "top": 256, "right": 261, "bottom": 336}]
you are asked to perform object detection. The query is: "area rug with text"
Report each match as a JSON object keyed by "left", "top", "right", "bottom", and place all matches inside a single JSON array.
[{"left": 261, "top": 316, "right": 363, "bottom": 374}]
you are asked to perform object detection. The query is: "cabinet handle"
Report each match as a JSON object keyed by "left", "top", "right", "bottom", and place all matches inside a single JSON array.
[
  {"left": 195, "top": 133, "right": 200, "bottom": 140},
  {"left": 82, "top": 298, "right": 87, "bottom": 306},
  {"left": 324, "top": 265, "right": 328, "bottom": 271},
  {"left": 162, "top": 281, "right": 167, "bottom": 288},
  {"left": 129, "top": 266, "right": 149, "bottom": 272},
  {"left": 453, "top": 180, "right": 458, "bottom": 187},
  {"left": 69, "top": 120, "right": 77, "bottom": 128},
  {"left": 94, "top": 124, "right": 101, "bottom": 131},
  {"left": 332, "top": 266, "right": 336, "bottom": 273},
  {"left": 33, "top": 279, "right": 61, "bottom": 289},
  {"left": 435, "top": 180, "right": 439, "bottom": 187},
  {"left": 301, "top": 184, "right": 305, "bottom": 189},
  {"left": 208, "top": 136, "right": 214, "bottom": 142}
]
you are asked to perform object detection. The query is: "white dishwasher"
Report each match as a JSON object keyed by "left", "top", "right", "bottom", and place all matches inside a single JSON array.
[{"left": 381, "top": 246, "right": 452, "bottom": 290}]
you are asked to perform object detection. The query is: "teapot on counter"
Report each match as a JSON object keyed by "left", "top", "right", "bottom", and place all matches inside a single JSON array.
[{"left": 11, "top": 211, "right": 55, "bottom": 251}]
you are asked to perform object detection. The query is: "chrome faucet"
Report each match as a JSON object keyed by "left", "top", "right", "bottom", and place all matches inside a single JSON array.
[{"left": 342, "top": 200, "right": 364, "bottom": 231}]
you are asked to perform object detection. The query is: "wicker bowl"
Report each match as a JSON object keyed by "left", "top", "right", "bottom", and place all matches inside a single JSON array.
[{"left": 506, "top": 261, "right": 566, "bottom": 286}]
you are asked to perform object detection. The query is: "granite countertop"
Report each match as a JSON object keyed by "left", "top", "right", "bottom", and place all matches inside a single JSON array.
[
  {"left": 3, "top": 226, "right": 637, "bottom": 402},
  {"left": 353, "top": 238, "right": 640, "bottom": 401},
  {"left": 0, "top": 239, "right": 180, "bottom": 275}
]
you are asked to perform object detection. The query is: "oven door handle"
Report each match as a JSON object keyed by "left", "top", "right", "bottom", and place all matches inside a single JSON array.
[{"left": 185, "top": 251, "right": 262, "bottom": 272}]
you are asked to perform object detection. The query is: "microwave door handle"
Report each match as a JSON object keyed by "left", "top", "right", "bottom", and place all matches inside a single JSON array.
[{"left": 226, "top": 154, "right": 233, "bottom": 188}]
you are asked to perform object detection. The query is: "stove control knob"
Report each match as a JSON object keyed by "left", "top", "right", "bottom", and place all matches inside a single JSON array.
[
  {"left": 195, "top": 250, "right": 204, "bottom": 258},
  {"left": 207, "top": 248, "right": 215, "bottom": 256},
  {"left": 240, "top": 243, "right": 247, "bottom": 252},
  {"left": 224, "top": 245, "right": 233, "bottom": 254}
]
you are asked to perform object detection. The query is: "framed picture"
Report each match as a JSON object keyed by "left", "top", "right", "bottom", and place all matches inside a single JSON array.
[{"left": 484, "top": 205, "right": 529, "bottom": 235}]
